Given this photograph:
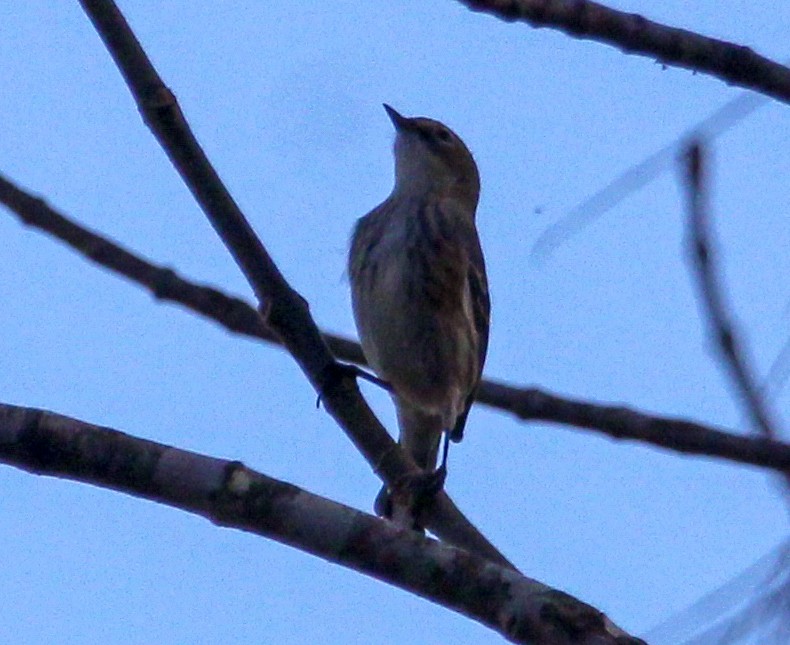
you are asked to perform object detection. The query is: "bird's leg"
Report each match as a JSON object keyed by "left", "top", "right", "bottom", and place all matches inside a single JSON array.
[
  {"left": 438, "top": 429, "right": 451, "bottom": 477},
  {"left": 315, "top": 362, "right": 392, "bottom": 409},
  {"left": 411, "top": 430, "right": 450, "bottom": 497},
  {"left": 379, "top": 431, "right": 451, "bottom": 531}
]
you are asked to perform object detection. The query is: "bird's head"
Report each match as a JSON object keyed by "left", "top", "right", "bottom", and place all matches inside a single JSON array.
[{"left": 384, "top": 104, "right": 480, "bottom": 206}]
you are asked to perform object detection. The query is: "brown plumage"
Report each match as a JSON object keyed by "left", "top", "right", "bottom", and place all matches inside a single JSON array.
[{"left": 348, "top": 105, "right": 490, "bottom": 520}]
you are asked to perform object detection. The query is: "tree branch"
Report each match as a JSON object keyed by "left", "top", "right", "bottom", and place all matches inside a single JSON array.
[
  {"left": 75, "top": 0, "right": 511, "bottom": 567},
  {"left": 3, "top": 172, "right": 790, "bottom": 475},
  {"left": 681, "top": 142, "right": 789, "bottom": 489},
  {"left": 0, "top": 170, "right": 364, "bottom": 363},
  {"left": 482, "top": 382, "right": 790, "bottom": 472},
  {"left": 458, "top": 0, "right": 790, "bottom": 107},
  {"left": 683, "top": 143, "right": 780, "bottom": 441},
  {"left": 0, "top": 403, "right": 646, "bottom": 645}
]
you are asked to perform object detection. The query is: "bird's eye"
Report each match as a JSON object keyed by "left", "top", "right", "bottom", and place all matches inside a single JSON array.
[{"left": 435, "top": 128, "right": 452, "bottom": 143}]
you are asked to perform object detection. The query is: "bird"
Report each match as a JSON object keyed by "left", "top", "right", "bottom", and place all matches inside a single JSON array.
[{"left": 348, "top": 104, "right": 490, "bottom": 527}]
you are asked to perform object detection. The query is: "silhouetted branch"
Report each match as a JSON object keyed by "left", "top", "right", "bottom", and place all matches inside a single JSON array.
[
  {"left": 681, "top": 142, "right": 789, "bottom": 488},
  {"left": 681, "top": 147, "right": 790, "bottom": 644},
  {"left": 0, "top": 171, "right": 361, "bottom": 359},
  {"left": 4, "top": 172, "right": 790, "bottom": 476},
  {"left": 458, "top": 1, "right": 790, "bottom": 106},
  {"left": 75, "top": 0, "right": 512, "bottom": 568},
  {"left": 0, "top": 402, "right": 646, "bottom": 645},
  {"left": 482, "top": 382, "right": 790, "bottom": 472}
]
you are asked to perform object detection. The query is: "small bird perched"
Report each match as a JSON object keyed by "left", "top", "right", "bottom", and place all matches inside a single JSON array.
[{"left": 348, "top": 105, "right": 490, "bottom": 526}]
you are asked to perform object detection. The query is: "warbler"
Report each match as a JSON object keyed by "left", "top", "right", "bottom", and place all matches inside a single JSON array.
[{"left": 348, "top": 104, "right": 490, "bottom": 525}]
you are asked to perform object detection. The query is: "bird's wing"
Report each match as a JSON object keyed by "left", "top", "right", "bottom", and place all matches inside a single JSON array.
[{"left": 437, "top": 199, "right": 490, "bottom": 442}]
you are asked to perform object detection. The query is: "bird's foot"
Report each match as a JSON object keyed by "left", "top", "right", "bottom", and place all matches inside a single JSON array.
[
  {"left": 375, "top": 465, "right": 447, "bottom": 532},
  {"left": 315, "top": 362, "right": 392, "bottom": 409}
]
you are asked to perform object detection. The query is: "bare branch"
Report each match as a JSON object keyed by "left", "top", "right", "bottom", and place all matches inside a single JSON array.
[
  {"left": 481, "top": 382, "right": 790, "bottom": 473},
  {"left": 3, "top": 172, "right": 790, "bottom": 476},
  {"left": 681, "top": 142, "right": 789, "bottom": 493},
  {"left": 682, "top": 144, "right": 784, "bottom": 440},
  {"left": 458, "top": 0, "right": 790, "bottom": 106},
  {"left": 0, "top": 403, "right": 646, "bottom": 645},
  {"left": 0, "top": 171, "right": 357, "bottom": 358},
  {"left": 75, "top": 0, "right": 511, "bottom": 567}
]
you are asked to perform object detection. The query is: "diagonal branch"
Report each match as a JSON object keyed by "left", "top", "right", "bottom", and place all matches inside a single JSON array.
[
  {"left": 0, "top": 170, "right": 365, "bottom": 363},
  {"left": 0, "top": 402, "right": 645, "bottom": 645},
  {"left": 683, "top": 143, "right": 780, "bottom": 440},
  {"left": 681, "top": 142, "right": 789, "bottom": 490},
  {"left": 3, "top": 172, "right": 790, "bottom": 475},
  {"left": 458, "top": 0, "right": 790, "bottom": 107},
  {"left": 75, "top": 0, "right": 511, "bottom": 567}
]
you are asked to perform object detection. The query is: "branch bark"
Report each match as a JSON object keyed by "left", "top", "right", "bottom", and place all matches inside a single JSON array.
[
  {"left": 458, "top": 0, "right": 790, "bottom": 107},
  {"left": 0, "top": 403, "right": 646, "bottom": 645}
]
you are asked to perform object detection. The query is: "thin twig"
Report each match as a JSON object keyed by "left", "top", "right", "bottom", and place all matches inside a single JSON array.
[
  {"left": 683, "top": 143, "right": 781, "bottom": 439},
  {"left": 681, "top": 141, "right": 789, "bottom": 491},
  {"left": 680, "top": 139, "right": 790, "bottom": 645}
]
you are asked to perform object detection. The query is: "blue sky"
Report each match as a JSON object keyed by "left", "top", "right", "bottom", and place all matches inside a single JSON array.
[{"left": 1, "top": 2, "right": 788, "bottom": 643}]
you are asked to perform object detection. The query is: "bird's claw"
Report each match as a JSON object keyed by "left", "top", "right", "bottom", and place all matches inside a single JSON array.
[
  {"left": 315, "top": 362, "right": 392, "bottom": 409},
  {"left": 376, "top": 466, "right": 448, "bottom": 531}
]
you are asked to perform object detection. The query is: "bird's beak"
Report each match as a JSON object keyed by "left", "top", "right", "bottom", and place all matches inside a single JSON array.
[{"left": 383, "top": 104, "right": 413, "bottom": 132}]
